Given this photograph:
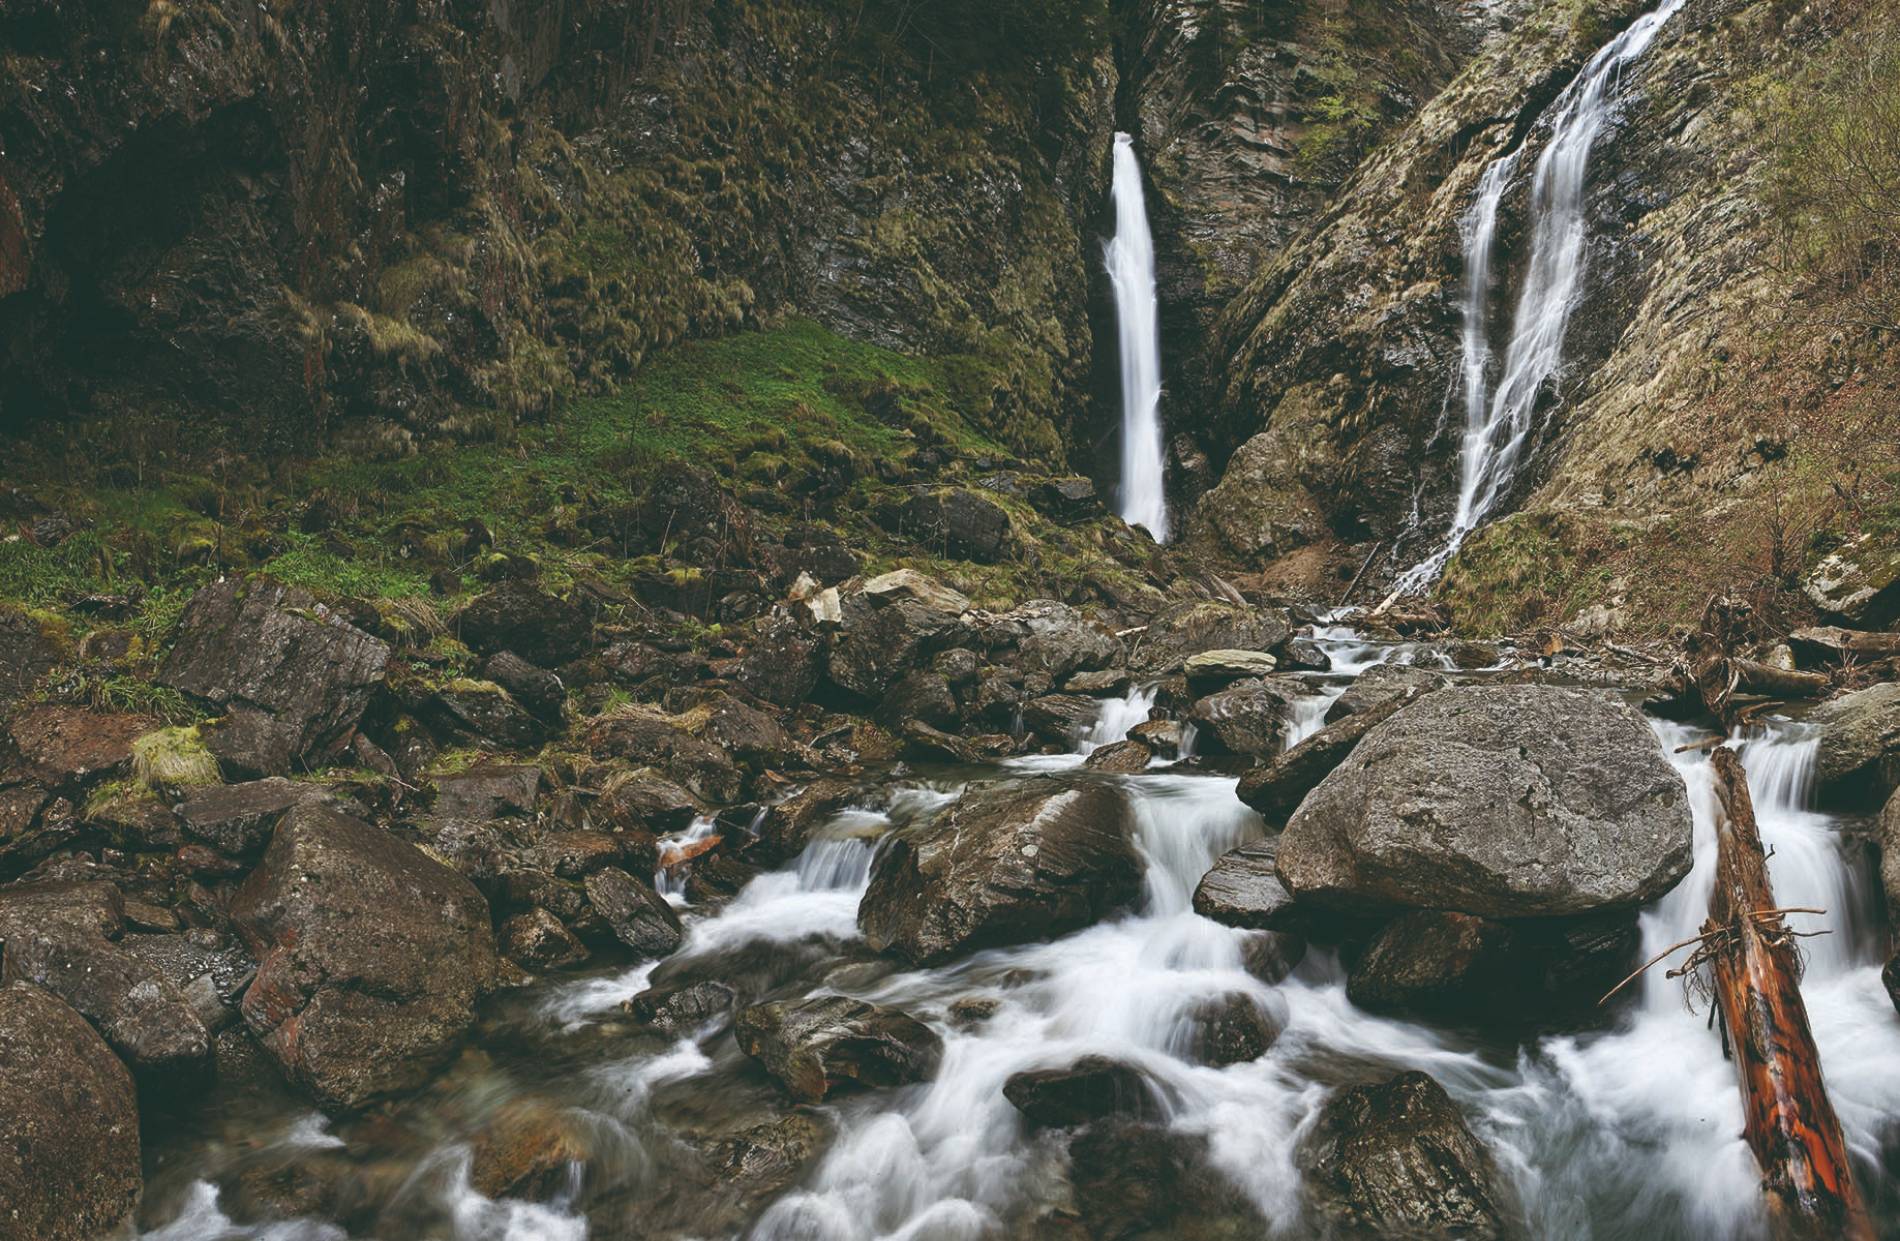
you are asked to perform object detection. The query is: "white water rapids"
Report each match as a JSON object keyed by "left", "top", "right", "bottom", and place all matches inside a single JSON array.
[
  {"left": 1105, "top": 132, "right": 1170, "bottom": 543},
  {"left": 1396, "top": 0, "right": 1687, "bottom": 591},
  {"left": 136, "top": 626, "right": 1900, "bottom": 1240}
]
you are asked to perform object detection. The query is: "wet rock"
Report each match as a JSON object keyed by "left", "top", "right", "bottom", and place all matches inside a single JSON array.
[
  {"left": 499, "top": 908, "right": 589, "bottom": 971},
  {"left": 1183, "top": 992, "right": 1278, "bottom": 1066},
  {"left": 1128, "top": 718, "right": 1187, "bottom": 758},
  {"left": 1182, "top": 648, "right": 1279, "bottom": 684},
  {"left": 1022, "top": 693, "right": 1102, "bottom": 745},
  {"left": 175, "top": 778, "right": 338, "bottom": 855},
  {"left": 1280, "top": 687, "right": 1693, "bottom": 917},
  {"left": 1186, "top": 677, "right": 1306, "bottom": 757},
  {"left": 625, "top": 980, "right": 736, "bottom": 1035},
  {"left": 827, "top": 572, "right": 970, "bottom": 700},
  {"left": 159, "top": 578, "right": 390, "bottom": 777},
  {"left": 1812, "top": 682, "right": 1900, "bottom": 808},
  {"left": 751, "top": 779, "right": 857, "bottom": 863},
  {"left": 899, "top": 719, "right": 981, "bottom": 764},
  {"left": 1299, "top": 1071, "right": 1516, "bottom": 1240},
  {"left": 988, "top": 600, "right": 1122, "bottom": 683},
  {"left": 667, "top": 689, "right": 791, "bottom": 770},
  {"left": 1240, "top": 929, "right": 1308, "bottom": 986},
  {"left": 733, "top": 610, "right": 823, "bottom": 708},
  {"left": 1803, "top": 533, "right": 1900, "bottom": 627},
  {"left": 901, "top": 487, "right": 1015, "bottom": 562},
  {"left": 1347, "top": 912, "right": 1518, "bottom": 1021},
  {"left": 877, "top": 670, "right": 960, "bottom": 731},
  {"left": 0, "top": 608, "right": 62, "bottom": 713},
  {"left": 482, "top": 651, "right": 567, "bottom": 722},
  {"left": 456, "top": 581, "right": 592, "bottom": 667},
  {"left": 1069, "top": 1119, "right": 1267, "bottom": 1241},
  {"left": 7, "top": 705, "right": 145, "bottom": 789},
  {"left": 1236, "top": 689, "right": 1420, "bottom": 823},
  {"left": 1130, "top": 600, "right": 1293, "bottom": 675},
  {"left": 583, "top": 867, "right": 683, "bottom": 957},
  {"left": 1323, "top": 663, "right": 1448, "bottom": 725},
  {"left": 425, "top": 679, "right": 548, "bottom": 750},
  {"left": 231, "top": 803, "right": 500, "bottom": 1110},
  {"left": 735, "top": 994, "right": 942, "bottom": 1102},
  {"left": 859, "top": 778, "right": 1141, "bottom": 965},
  {"left": 0, "top": 983, "right": 141, "bottom": 1241},
  {"left": 1193, "top": 837, "right": 1301, "bottom": 931},
  {"left": 596, "top": 767, "right": 706, "bottom": 833},
  {"left": 1067, "top": 667, "right": 1133, "bottom": 696},
  {"left": 1003, "top": 1055, "right": 1154, "bottom": 1127},
  {"left": 469, "top": 1099, "right": 589, "bottom": 1201},
  {"left": 586, "top": 707, "right": 743, "bottom": 804},
  {"left": 1885, "top": 954, "right": 1900, "bottom": 1017},
  {"left": 1280, "top": 638, "right": 1333, "bottom": 673},
  {"left": 1084, "top": 739, "right": 1153, "bottom": 773},
  {"left": 1882, "top": 788, "right": 1900, "bottom": 914}
]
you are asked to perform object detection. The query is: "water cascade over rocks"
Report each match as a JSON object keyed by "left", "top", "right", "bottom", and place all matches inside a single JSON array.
[
  {"left": 1105, "top": 132, "right": 1170, "bottom": 542},
  {"left": 1396, "top": 0, "right": 1688, "bottom": 591}
]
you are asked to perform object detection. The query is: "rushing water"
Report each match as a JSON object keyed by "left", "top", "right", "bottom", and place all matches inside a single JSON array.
[
  {"left": 136, "top": 627, "right": 1900, "bottom": 1240},
  {"left": 1396, "top": 0, "right": 1687, "bottom": 591},
  {"left": 1105, "top": 132, "right": 1169, "bottom": 543}
]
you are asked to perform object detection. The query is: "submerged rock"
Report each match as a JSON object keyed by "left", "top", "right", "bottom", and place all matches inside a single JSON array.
[
  {"left": 1003, "top": 1055, "right": 1154, "bottom": 1127},
  {"left": 231, "top": 803, "right": 500, "bottom": 1110},
  {"left": 735, "top": 994, "right": 942, "bottom": 1102},
  {"left": 1279, "top": 687, "right": 1692, "bottom": 917},
  {"left": 1069, "top": 1119, "right": 1268, "bottom": 1240},
  {"left": 1181, "top": 991, "right": 1279, "bottom": 1066},
  {"left": 858, "top": 778, "right": 1140, "bottom": 965},
  {"left": 1812, "top": 682, "right": 1900, "bottom": 808},
  {"left": 0, "top": 983, "right": 142, "bottom": 1241},
  {"left": 1299, "top": 1071, "right": 1516, "bottom": 1240},
  {"left": 626, "top": 980, "right": 737, "bottom": 1035}
]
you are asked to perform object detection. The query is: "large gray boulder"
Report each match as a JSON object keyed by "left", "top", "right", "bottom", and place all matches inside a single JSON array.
[
  {"left": 0, "top": 982, "right": 142, "bottom": 1241},
  {"left": 859, "top": 778, "right": 1140, "bottom": 964},
  {"left": 1323, "top": 662, "right": 1448, "bottom": 725},
  {"left": 159, "top": 577, "right": 390, "bottom": 777},
  {"left": 1279, "top": 686, "right": 1692, "bottom": 917},
  {"left": 231, "top": 803, "right": 500, "bottom": 1109},
  {"left": 1812, "top": 682, "right": 1900, "bottom": 808},
  {"left": 1299, "top": 1071, "right": 1517, "bottom": 1240}
]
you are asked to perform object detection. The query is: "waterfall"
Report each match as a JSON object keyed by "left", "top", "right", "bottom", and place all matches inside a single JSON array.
[
  {"left": 1395, "top": 0, "right": 1685, "bottom": 592},
  {"left": 1105, "top": 132, "right": 1170, "bottom": 542}
]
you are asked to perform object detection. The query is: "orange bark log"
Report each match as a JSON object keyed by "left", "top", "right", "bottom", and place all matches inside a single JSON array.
[{"left": 1706, "top": 745, "right": 1872, "bottom": 1241}]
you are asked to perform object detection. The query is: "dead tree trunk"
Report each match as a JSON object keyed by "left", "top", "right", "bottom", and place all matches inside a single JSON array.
[{"left": 1706, "top": 746, "right": 1872, "bottom": 1241}]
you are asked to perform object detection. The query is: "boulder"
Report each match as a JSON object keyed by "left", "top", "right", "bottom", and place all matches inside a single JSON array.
[
  {"left": 586, "top": 707, "right": 743, "bottom": 804},
  {"left": 987, "top": 601, "right": 1121, "bottom": 683},
  {"left": 1236, "top": 689, "right": 1420, "bottom": 823},
  {"left": 732, "top": 610, "right": 823, "bottom": 707},
  {"left": 456, "top": 581, "right": 592, "bottom": 667},
  {"left": 860, "top": 569, "right": 971, "bottom": 614},
  {"left": 1803, "top": 532, "right": 1900, "bottom": 627},
  {"left": 751, "top": 779, "right": 858, "bottom": 863},
  {"left": 1886, "top": 953, "right": 1900, "bottom": 1017},
  {"left": 7, "top": 705, "right": 145, "bottom": 789},
  {"left": 625, "top": 980, "right": 737, "bottom": 1035},
  {"left": 1130, "top": 600, "right": 1293, "bottom": 675},
  {"left": 1323, "top": 663, "right": 1448, "bottom": 725},
  {"left": 0, "top": 918, "right": 209, "bottom": 1076},
  {"left": 1787, "top": 626, "right": 1900, "bottom": 667},
  {"left": 499, "top": 908, "right": 589, "bottom": 971},
  {"left": 735, "top": 995, "right": 942, "bottom": 1102},
  {"left": 595, "top": 767, "right": 706, "bottom": 833},
  {"left": 876, "top": 670, "right": 960, "bottom": 731},
  {"left": 231, "top": 803, "right": 500, "bottom": 1109},
  {"left": 1003, "top": 1055, "right": 1153, "bottom": 1127},
  {"left": 667, "top": 690, "right": 791, "bottom": 769},
  {"left": 1069, "top": 1120, "right": 1267, "bottom": 1241},
  {"left": 583, "top": 867, "right": 683, "bottom": 957},
  {"left": 859, "top": 778, "right": 1141, "bottom": 965},
  {"left": 1812, "top": 682, "right": 1900, "bottom": 808},
  {"left": 0, "top": 983, "right": 141, "bottom": 1241},
  {"left": 1186, "top": 678, "right": 1306, "bottom": 757},
  {"left": 1021, "top": 693, "right": 1102, "bottom": 745},
  {"left": 1279, "top": 687, "right": 1693, "bottom": 918},
  {"left": 159, "top": 578, "right": 390, "bottom": 776},
  {"left": 1129, "top": 718, "right": 1188, "bottom": 758},
  {"left": 174, "top": 777, "right": 338, "bottom": 855},
  {"left": 1193, "top": 837, "right": 1301, "bottom": 931},
  {"left": 1183, "top": 649, "right": 1279, "bottom": 684},
  {"left": 468, "top": 1099, "right": 590, "bottom": 1202},
  {"left": 1299, "top": 1071, "right": 1516, "bottom": 1240},
  {"left": 1182, "top": 992, "right": 1278, "bottom": 1066},
  {"left": 1084, "top": 739, "right": 1153, "bottom": 773},
  {"left": 424, "top": 680, "right": 548, "bottom": 750},
  {"left": 900, "top": 488, "right": 1015, "bottom": 562},
  {"left": 429, "top": 763, "right": 543, "bottom": 824},
  {"left": 481, "top": 651, "right": 567, "bottom": 722},
  {"left": 1346, "top": 912, "right": 1518, "bottom": 1021},
  {"left": 1881, "top": 787, "right": 1900, "bottom": 915},
  {"left": 827, "top": 574, "right": 969, "bottom": 701},
  {"left": 1067, "top": 667, "right": 1132, "bottom": 696}
]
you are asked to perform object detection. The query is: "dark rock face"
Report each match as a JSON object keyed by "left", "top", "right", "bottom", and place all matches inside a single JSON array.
[
  {"left": 1881, "top": 788, "right": 1900, "bottom": 916},
  {"left": 0, "top": 609, "right": 61, "bottom": 713},
  {"left": 733, "top": 611, "right": 823, "bottom": 708},
  {"left": 457, "top": 582, "right": 592, "bottom": 668},
  {"left": 859, "top": 778, "right": 1140, "bottom": 965},
  {"left": 1022, "top": 693, "right": 1104, "bottom": 745},
  {"left": 1279, "top": 687, "right": 1692, "bottom": 918},
  {"left": 1299, "top": 1072, "right": 1516, "bottom": 1241},
  {"left": 482, "top": 651, "right": 567, "bottom": 722},
  {"left": 0, "top": 983, "right": 142, "bottom": 1241},
  {"left": 1131, "top": 600, "right": 1293, "bottom": 675},
  {"left": 751, "top": 779, "right": 857, "bottom": 864},
  {"left": 231, "top": 803, "right": 499, "bottom": 1110},
  {"left": 1812, "top": 682, "right": 1900, "bottom": 808},
  {"left": 1324, "top": 663, "right": 1449, "bottom": 725},
  {"left": 1347, "top": 912, "right": 1518, "bottom": 1022},
  {"left": 174, "top": 777, "right": 338, "bottom": 855},
  {"left": 586, "top": 706, "right": 743, "bottom": 804},
  {"left": 426, "top": 680, "right": 548, "bottom": 750},
  {"left": 1186, "top": 677, "right": 1306, "bottom": 757},
  {"left": 7, "top": 705, "right": 146, "bottom": 788},
  {"left": 1193, "top": 836, "right": 1300, "bottom": 931},
  {"left": 827, "top": 575, "right": 969, "bottom": 701},
  {"left": 159, "top": 578, "right": 389, "bottom": 777},
  {"left": 1003, "top": 1055, "right": 1153, "bottom": 1127},
  {"left": 735, "top": 995, "right": 942, "bottom": 1103},
  {"left": 583, "top": 867, "right": 683, "bottom": 958},
  {"left": 1237, "top": 688, "right": 1422, "bottom": 822},
  {"left": 900, "top": 488, "right": 1015, "bottom": 562},
  {"left": 988, "top": 600, "right": 1122, "bottom": 684}
]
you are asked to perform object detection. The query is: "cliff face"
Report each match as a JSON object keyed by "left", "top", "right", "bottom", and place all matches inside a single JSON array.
[{"left": 0, "top": 1, "right": 1113, "bottom": 460}]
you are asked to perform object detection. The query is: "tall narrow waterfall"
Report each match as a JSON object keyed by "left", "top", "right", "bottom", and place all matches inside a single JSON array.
[
  {"left": 1105, "top": 132, "right": 1170, "bottom": 542},
  {"left": 1395, "top": 0, "right": 1685, "bottom": 591}
]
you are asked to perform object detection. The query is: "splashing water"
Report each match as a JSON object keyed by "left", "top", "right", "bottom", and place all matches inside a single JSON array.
[{"left": 1106, "top": 132, "right": 1169, "bottom": 542}]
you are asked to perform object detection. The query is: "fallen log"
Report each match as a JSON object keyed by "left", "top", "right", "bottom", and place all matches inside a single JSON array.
[
  {"left": 1787, "top": 626, "right": 1900, "bottom": 667},
  {"left": 1731, "top": 659, "right": 1828, "bottom": 701},
  {"left": 1705, "top": 745, "right": 1871, "bottom": 1241}
]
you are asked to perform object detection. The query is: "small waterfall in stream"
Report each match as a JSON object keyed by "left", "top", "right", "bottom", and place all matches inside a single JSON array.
[
  {"left": 1105, "top": 132, "right": 1170, "bottom": 542},
  {"left": 1395, "top": 0, "right": 1686, "bottom": 592}
]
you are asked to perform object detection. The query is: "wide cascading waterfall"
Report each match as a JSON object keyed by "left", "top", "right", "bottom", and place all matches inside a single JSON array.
[
  {"left": 1395, "top": 0, "right": 1686, "bottom": 592},
  {"left": 1105, "top": 132, "right": 1170, "bottom": 542}
]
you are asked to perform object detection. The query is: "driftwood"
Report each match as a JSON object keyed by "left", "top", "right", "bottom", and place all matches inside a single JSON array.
[{"left": 1704, "top": 746, "right": 1871, "bottom": 1241}]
